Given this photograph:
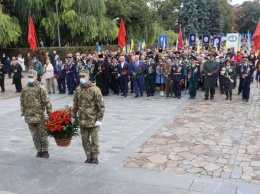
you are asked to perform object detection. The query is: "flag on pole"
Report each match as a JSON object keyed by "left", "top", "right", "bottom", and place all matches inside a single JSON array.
[
  {"left": 196, "top": 37, "right": 200, "bottom": 52},
  {"left": 28, "top": 17, "right": 37, "bottom": 51},
  {"left": 122, "top": 46, "right": 126, "bottom": 52},
  {"left": 248, "top": 31, "right": 251, "bottom": 51},
  {"left": 225, "top": 40, "right": 229, "bottom": 51},
  {"left": 118, "top": 18, "right": 126, "bottom": 48},
  {"left": 130, "top": 36, "right": 134, "bottom": 52},
  {"left": 142, "top": 39, "right": 146, "bottom": 50},
  {"left": 238, "top": 34, "right": 242, "bottom": 51},
  {"left": 162, "top": 37, "right": 166, "bottom": 50},
  {"left": 185, "top": 38, "right": 188, "bottom": 46},
  {"left": 97, "top": 44, "right": 102, "bottom": 52},
  {"left": 138, "top": 39, "right": 143, "bottom": 52},
  {"left": 178, "top": 25, "right": 183, "bottom": 50},
  {"left": 253, "top": 19, "right": 260, "bottom": 53}
]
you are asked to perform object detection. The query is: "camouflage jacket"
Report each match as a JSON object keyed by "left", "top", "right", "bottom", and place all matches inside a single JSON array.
[
  {"left": 72, "top": 81, "right": 105, "bottom": 127},
  {"left": 20, "top": 81, "right": 52, "bottom": 123}
]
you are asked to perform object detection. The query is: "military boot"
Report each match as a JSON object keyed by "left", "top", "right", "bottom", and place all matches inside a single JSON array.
[
  {"left": 36, "top": 151, "right": 42, "bottom": 157},
  {"left": 41, "top": 151, "right": 49, "bottom": 158},
  {"left": 91, "top": 158, "right": 99, "bottom": 164},
  {"left": 85, "top": 157, "right": 92, "bottom": 163}
]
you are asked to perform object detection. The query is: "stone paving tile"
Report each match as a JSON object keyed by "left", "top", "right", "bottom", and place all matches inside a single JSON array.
[{"left": 125, "top": 83, "right": 260, "bottom": 184}]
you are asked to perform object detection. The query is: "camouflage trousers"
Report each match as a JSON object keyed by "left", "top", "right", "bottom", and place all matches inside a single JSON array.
[
  {"left": 80, "top": 126, "right": 99, "bottom": 159},
  {"left": 28, "top": 123, "right": 49, "bottom": 152}
]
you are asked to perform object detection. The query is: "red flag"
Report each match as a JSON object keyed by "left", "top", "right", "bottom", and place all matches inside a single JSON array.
[
  {"left": 28, "top": 17, "right": 36, "bottom": 51},
  {"left": 118, "top": 19, "right": 126, "bottom": 48},
  {"left": 253, "top": 19, "right": 260, "bottom": 52},
  {"left": 178, "top": 25, "right": 183, "bottom": 51}
]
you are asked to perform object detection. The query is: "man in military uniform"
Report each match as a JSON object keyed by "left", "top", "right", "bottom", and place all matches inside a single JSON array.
[
  {"left": 238, "top": 56, "right": 254, "bottom": 102},
  {"left": 218, "top": 56, "right": 225, "bottom": 94},
  {"left": 65, "top": 54, "right": 76, "bottom": 95},
  {"left": 109, "top": 57, "right": 120, "bottom": 95},
  {"left": 20, "top": 69, "right": 52, "bottom": 158},
  {"left": 54, "top": 59, "right": 66, "bottom": 94},
  {"left": 171, "top": 57, "right": 183, "bottom": 99},
  {"left": 202, "top": 54, "right": 219, "bottom": 100},
  {"left": 144, "top": 56, "right": 156, "bottom": 97},
  {"left": 162, "top": 56, "right": 173, "bottom": 97},
  {"left": 85, "top": 59, "right": 95, "bottom": 82},
  {"left": 71, "top": 69, "right": 105, "bottom": 164},
  {"left": 187, "top": 57, "right": 200, "bottom": 99}
]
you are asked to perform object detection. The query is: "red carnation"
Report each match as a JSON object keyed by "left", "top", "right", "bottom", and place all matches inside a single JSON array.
[{"left": 65, "top": 121, "right": 69, "bottom": 125}]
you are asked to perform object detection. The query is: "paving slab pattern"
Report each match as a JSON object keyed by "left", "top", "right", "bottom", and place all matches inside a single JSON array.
[{"left": 124, "top": 84, "right": 260, "bottom": 184}]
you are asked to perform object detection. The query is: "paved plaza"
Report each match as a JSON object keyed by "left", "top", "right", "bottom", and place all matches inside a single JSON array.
[{"left": 0, "top": 75, "right": 260, "bottom": 194}]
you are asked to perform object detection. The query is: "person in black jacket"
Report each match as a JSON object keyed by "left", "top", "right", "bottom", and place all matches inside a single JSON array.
[
  {"left": 11, "top": 57, "right": 23, "bottom": 93},
  {"left": 0, "top": 60, "right": 6, "bottom": 93}
]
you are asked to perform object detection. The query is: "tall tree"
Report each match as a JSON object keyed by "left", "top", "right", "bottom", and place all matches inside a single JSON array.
[
  {"left": 210, "top": 0, "right": 222, "bottom": 35},
  {"left": 10, "top": 0, "right": 118, "bottom": 46},
  {"left": 0, "top": 2, "right": 21, "bottom": 47},
  {"left": 235, "top": 0, "right": 260, "bottom": 33},
  {"left": 179, "top": 0, "right": 199, "bottom": 38}
]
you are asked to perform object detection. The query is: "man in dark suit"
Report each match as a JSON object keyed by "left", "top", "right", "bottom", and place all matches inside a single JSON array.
[
  {"left": 11, "top": 57, "right": 23, "bottom": 93},
  {"left": 117, "top": 56, "right": 129, "bottom": 97},
  {"left": 131, "top": 54, "right": 145, "bottom": 97}
]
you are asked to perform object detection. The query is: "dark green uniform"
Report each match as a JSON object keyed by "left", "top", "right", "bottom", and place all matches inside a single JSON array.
[{"left": 202, "top": 61, "right": 219, "bottom": 99}]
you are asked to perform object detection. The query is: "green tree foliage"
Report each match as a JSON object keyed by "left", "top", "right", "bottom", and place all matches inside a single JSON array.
[
  {"left": 156, "top": 0, "right": 181, "bottom": 32},
  {"left": 0, "top": 3, "right": 21, "bottom": 47},
  {"left": 179, "top": 0, "right": 199, "bottom": 37},
  {"left": 235, "top": 0, "right": 260, "bottom": 33},
  {"left": 219, "top": 0, "right": 236, "bottom": 34},
  {"left": 10, "top": 0, "right": 118, "bottom": 46}
]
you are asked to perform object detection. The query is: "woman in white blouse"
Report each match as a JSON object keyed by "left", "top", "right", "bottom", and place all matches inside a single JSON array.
[
  {"left": 17, "top": 54, "right": 25, "bottom": 71},
  {"left": 44, "top": 59, "right": 55, "bottom": 94}
]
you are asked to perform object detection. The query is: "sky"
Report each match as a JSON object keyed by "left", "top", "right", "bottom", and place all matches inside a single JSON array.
[{"left": 230, "top": 0, "right": 253, "bottom": 5}]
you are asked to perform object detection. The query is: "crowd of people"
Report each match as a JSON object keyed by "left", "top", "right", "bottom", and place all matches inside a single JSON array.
[{"left": 1, "top": 46, "right": 260, "bottom": 102}]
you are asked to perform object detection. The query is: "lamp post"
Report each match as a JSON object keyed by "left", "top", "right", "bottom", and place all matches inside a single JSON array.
[{"left": 56, "top": 1, "right": 61, "bottom": 47}]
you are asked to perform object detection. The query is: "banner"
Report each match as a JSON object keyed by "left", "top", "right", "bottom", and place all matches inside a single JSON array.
[
  {"left": 202, "top": 34, "right": 210, "bottom": 50},
  {"left": 189, "top": 33, "right": 196, "bottom": 50},
  {"left": 158, "top": 35, "right": 168, "bottom": 49},
  {"left": 213, "top": 36, "right": 221, "bottom": 51},
  {"left": 226, "top": 33, "right": 239, "bottom": 52}
]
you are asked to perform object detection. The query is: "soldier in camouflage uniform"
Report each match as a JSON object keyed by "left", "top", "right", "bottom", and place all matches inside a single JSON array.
[
  {"left": 71, "top": 69, "right": 105, "bottom": 164},
  {"left": 20, "top": 69, "right": 52, "bottom": 158}
]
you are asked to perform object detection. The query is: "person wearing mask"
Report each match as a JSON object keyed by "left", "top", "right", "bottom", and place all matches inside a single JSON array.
[
  {"left": 71, "top": 69, "right": 105, "bottom": 164},
  {"left": 20, "top": 69, "right": 52, "bottom": 158}
]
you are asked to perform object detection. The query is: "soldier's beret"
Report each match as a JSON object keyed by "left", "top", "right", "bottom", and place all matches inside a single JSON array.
[
  {"left": 87, "top": 58, "right": 93, "bottom": 62},
  {"left": 111, "top": 56, "right": 118, "bottom": 60},
  {"left": 27, "top": 69, "right": 37, "bottom": 77},
  {"left": 79, "top": 69, "right": 89, "bottom": 76}
]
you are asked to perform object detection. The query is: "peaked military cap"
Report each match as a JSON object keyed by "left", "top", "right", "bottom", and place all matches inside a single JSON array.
[
  {"left": 27, "top": 69, "right": 37, "bottom": 77},
  {"left": 79, "top": 69, "right": 89, "bottom": 76},
  {"left": 98, "top": 53, "right": 104, "bottom": 58}
]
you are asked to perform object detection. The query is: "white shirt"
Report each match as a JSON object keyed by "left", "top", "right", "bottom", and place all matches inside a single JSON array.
[{"left": 121, "top": 62, "right": 124, "bottom": 68}]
